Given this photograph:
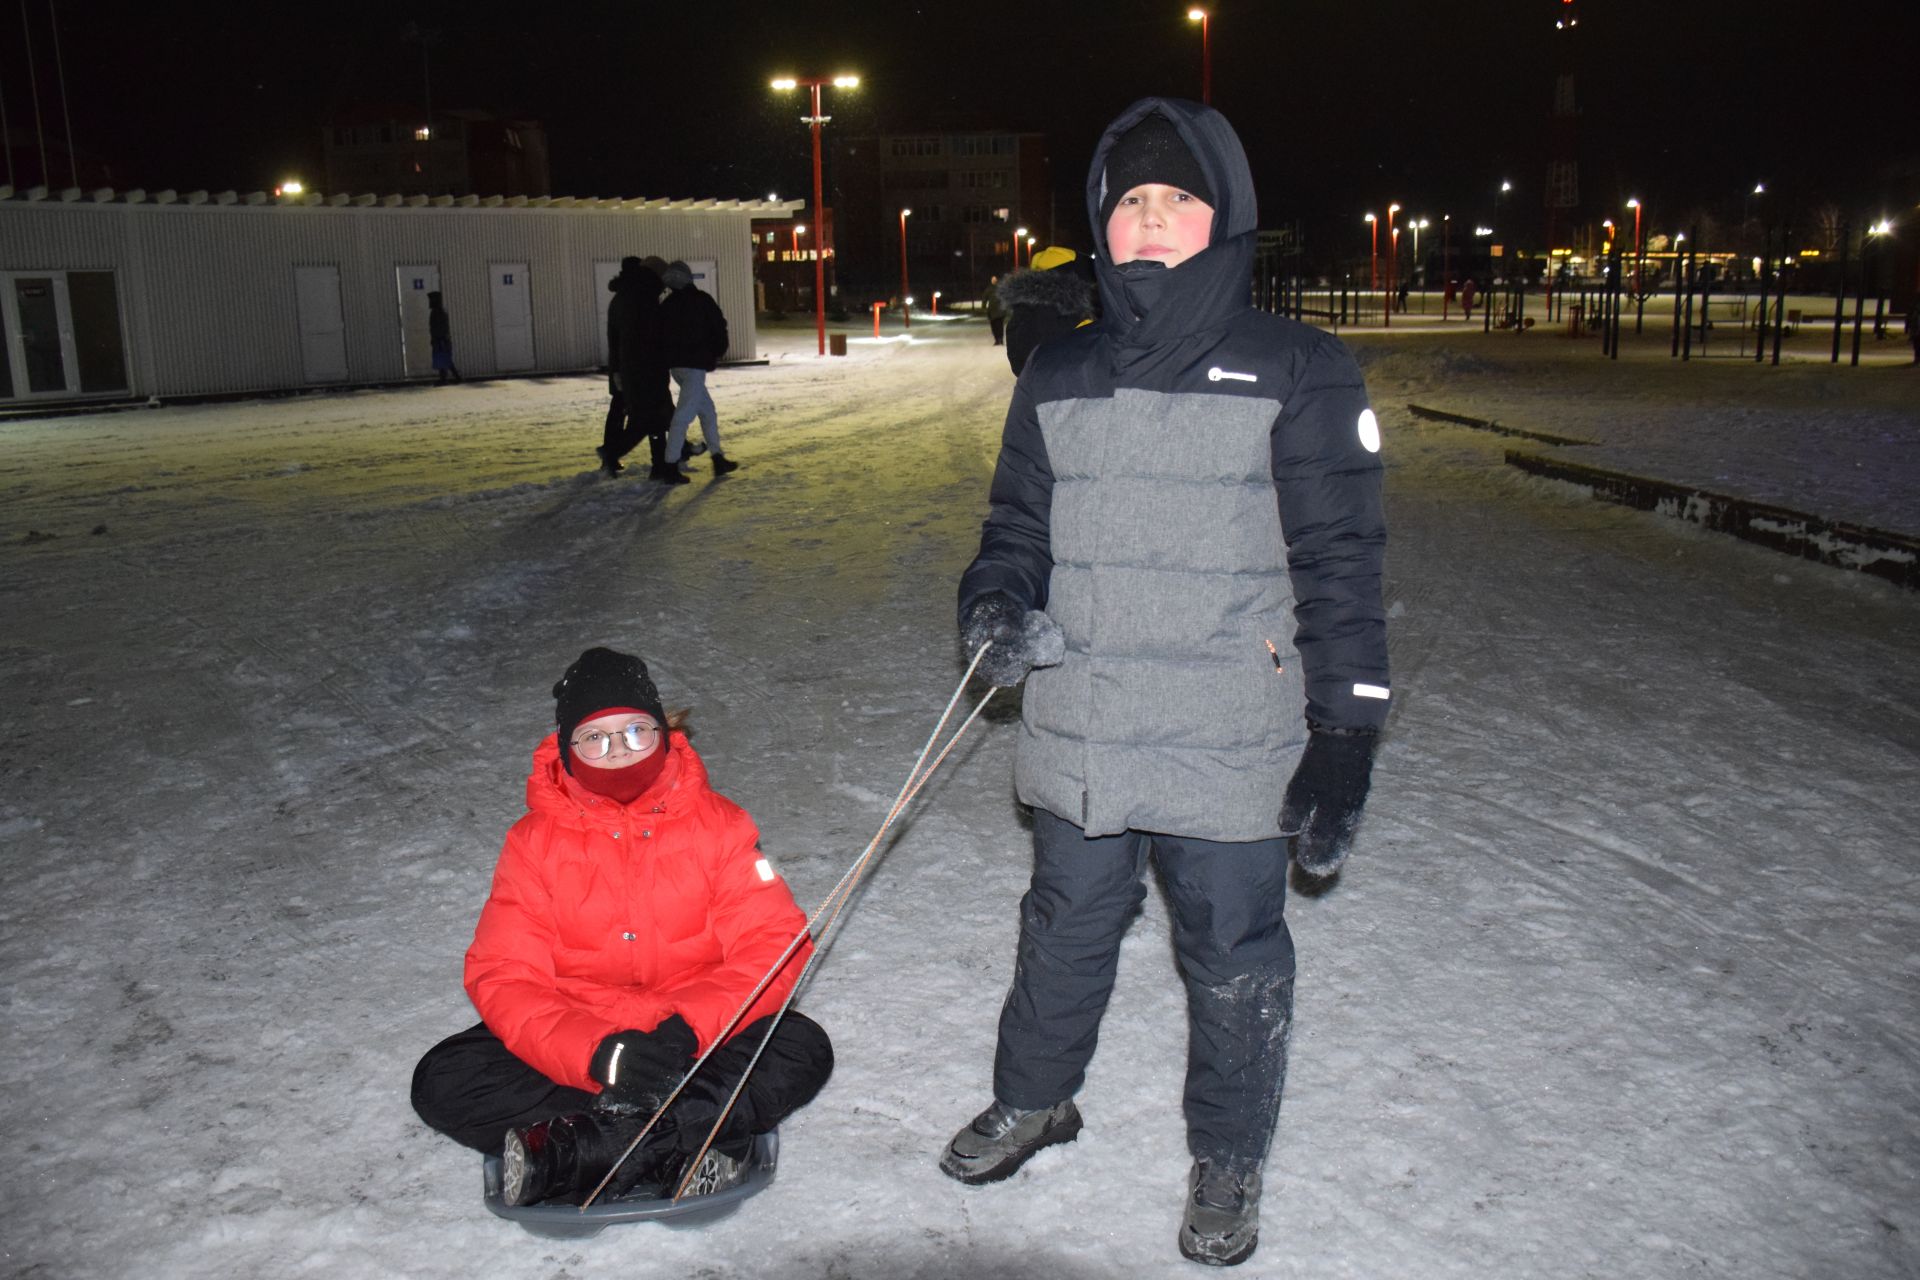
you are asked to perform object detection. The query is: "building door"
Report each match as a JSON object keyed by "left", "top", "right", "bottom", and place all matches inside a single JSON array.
[
  {"left": 3, "top": 274, "right": 79, "bottom": 398},
  {"left": 293, "top": 265, "right": 350, "bottom": 384},
  {"left": 395, "top": 264, "right": 441, "bottom": 377},
  {"left": 490, "top": 263, "right": 534, "bottom": 371},
  {"left": 67, "top": 272, "right": 129, "bottom": 393},
  {"left": 592, "top": 259, "right": 620, "bottom": 367},
  {"left": 0, "top": 270, "right": 130, "bottom": 402}
]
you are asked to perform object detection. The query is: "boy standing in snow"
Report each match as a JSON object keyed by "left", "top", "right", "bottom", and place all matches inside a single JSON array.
[
  {"left": 411, "top": 647, "right": 833, "bottom": 1206},
  {"left": 948, "top": 99, "right": 1390, "bottom": 1267}
]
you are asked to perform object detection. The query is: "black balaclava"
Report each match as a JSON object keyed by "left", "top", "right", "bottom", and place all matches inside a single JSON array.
[
  {"left": 1098, "top": 113, "right": 1216, "bottom": 227},
  {"left": 552, "top": 647, "right": 667, "bottom": 776}
]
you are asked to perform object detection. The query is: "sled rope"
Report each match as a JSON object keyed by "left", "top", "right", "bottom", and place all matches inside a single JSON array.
[{"left": 581, "top": 644, "right": 998, "bottom": 1209}]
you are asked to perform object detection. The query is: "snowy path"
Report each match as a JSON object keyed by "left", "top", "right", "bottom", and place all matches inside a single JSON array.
[{"left": 2, "top": 326, "right": 1915, "bottom": 1279}]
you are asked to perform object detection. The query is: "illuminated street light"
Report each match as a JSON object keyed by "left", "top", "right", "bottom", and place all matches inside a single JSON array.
[
  {"left": 772, "top": 72, "right": 861, "bottom": 355},
  {"left": 1187, "top": 8, "right": 1211, "bottom": 105},
  {"left": 1365, "top": 212, "right": 1378, "bottom": 294},
  {"left": 900, "top": 208, "right": 912, "bottom": 329},
  {"left": 1014, "top": 226, "right": 1028, "bottom": 269},
  {"left": 1410, "top": 217, "right": 1429, "bottom": 289},
  {"left": 275, "top": 179, "right": 304, "bottom": 197},
  {"left": 1387, "top": 204, "right": 1401, "bottom": 316}
]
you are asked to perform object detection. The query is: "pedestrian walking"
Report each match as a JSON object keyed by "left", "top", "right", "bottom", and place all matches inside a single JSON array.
[
  {"left": 983, "top": 275, "right": 1007, "bottom": 346},
  {"left": 660, "top": 262, "right": 739, "bottom": 476},
  {"left": 1459, "top": 275, "right": 1478, "bottom": 319},
  {"left": 602, "top": 257, "right": 677, "bottom": 481},
  {"left": 947, "top": 98, "right": 1390, "bottom": 1269},
  {"left": 998, "top": 246, "right": 1098, "bottom": 377},
  {"left": 410, "top": 646, "right": 834, "bottom": 1207},
  {"left": 428, "top": 291, "right": 462, "bottom": 385}
]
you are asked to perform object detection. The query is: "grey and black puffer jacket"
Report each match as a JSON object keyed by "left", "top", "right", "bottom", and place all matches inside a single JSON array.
[{"left": 958, "top": 97, "right": 1390, "bottom": 843}]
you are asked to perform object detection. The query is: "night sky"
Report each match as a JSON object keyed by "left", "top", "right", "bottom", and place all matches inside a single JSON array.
[{"left": 12, "top": 0, "right": 1916, "bottom": 252}]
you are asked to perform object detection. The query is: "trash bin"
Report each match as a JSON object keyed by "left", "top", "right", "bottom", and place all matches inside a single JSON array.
[{"left": 829, "top": 332, "right": 848, "bottom": 357}]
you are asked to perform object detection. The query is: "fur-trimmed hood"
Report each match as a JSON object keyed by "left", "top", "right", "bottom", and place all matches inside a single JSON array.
[{"left": 996, "top": 260, "right": 1097, "bottom": 318}]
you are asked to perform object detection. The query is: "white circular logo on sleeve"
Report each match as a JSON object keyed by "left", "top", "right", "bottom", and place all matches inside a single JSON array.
[{"left": 1357, "top": 408, "right": 1381, "bottom": 453}]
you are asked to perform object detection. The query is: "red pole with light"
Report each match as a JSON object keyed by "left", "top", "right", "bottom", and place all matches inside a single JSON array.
[
  {"left": 899, "top": 208, "right": 912, "bottom": 329},
  {"left": 1366, "top": 213, "right": 1377, "bottom": 300},
  {"left": 773, "top": 74, "right": 859, "bottom": 356},
  {"left": 1188, "top": 9, "right": 1211, "bottom": 105}
]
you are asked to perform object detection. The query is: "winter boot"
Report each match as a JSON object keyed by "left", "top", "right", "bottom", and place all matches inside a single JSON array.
[
  {"left": 500, "top": 1111, "right": 675, "bottom": 1207},
  {"left": 684, "top": 440, "right": 707, "bottom": 458},
  {"left": 649, "top": 463, "right": 690, "bottom": 485},
  {"left": 938, "top": 1098, "right": 1082, "bottom": 1185},
  {"left": 1177, "top": 1157, "right": 1263, "bottom": 1267},
  {"left": 595, "top": 446, "right": 623, "bottom": 475},
  {"left": 710, "top": 452, "right": 740, "bottom": 476}
]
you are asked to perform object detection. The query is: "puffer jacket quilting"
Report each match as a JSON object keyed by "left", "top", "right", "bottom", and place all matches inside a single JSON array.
[
  {"left": 960, "top": 97, "right": 1389, "bottom": 842},
  {"left": 464, "top": 732, "right": 812, "bottom": 1092}
]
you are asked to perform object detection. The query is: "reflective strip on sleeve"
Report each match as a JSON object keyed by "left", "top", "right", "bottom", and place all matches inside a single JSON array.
[
  {"left": 1353, "top": 683, "right": 1391, "bottom": 700},
  {"left": 754, "top": 858, "right": 776, "bottom": 883}
]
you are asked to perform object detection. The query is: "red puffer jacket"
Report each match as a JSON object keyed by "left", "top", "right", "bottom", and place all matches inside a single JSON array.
[{"left": 464, "top": 732, "right": 813, "bottom": 1093}]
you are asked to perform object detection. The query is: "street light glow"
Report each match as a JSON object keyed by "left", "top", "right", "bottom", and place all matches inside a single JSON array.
[
  {"left": 1869, "top": 219, "right": 1894, "bottom": 236},
  {"left": 832, "top": 75, "right": 860, "bottom": 88},
  {"left": 770, "top": 77, "right": 798, "bottom": 90},
  {"left": 1626, "top": 197, "right": 1640, "bottom": 209},
  {"left": 1753, "top": 182, "right": 1766, "bottom": 195},
  {"left": 902, "top": 208, "right": 912, "bottom": 217},
  {"left": 1365, "top": 212, "right": 1376, "bottom": 222},
  {"left": 1389, "top": 202, "right": 1401, "bottom": 214},
  {"left": 278, "top": 179, "right": 304, "bottom": 196},
  {"left": 795, "top": 224, "right": 807, "bottom": 235},
  {"left": 1500, "top": 181, "right": 1512, "bottom": 193},
  {"left": 1188, "top": 7, "right": 1207, "bottom": 20}
]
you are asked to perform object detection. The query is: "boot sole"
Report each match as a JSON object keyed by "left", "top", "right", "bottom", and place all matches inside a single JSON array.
[
  {"left": 502, "top": 1130, "right": 532, "bottom": 1206},
  {"left": 1179, "top": 1226, "right": 1258, "bottom": 1267},
  {"left": 939, "top": 1111, "right": 1083, "bottom": 1186}
]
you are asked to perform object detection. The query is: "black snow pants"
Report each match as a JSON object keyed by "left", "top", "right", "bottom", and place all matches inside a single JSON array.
[
  {"left": 994, "top": 808, "right": 1296, "bottom": 1166},
  {"left": 411, "top": 1012, "right": 834, "bottom": 1156}
]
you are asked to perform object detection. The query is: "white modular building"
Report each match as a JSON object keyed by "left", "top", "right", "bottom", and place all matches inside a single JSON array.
[{"left": 0, "top": 186, "right": 799, "bottom": 408}]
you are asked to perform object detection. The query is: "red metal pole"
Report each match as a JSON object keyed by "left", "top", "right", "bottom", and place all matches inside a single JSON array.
[
  {"left": 810, "top": 82, "right": 827, "bottom": 357},
  {"left": 899, "top": 210, "right": 911, "bottom": 329},
  {"left": 1202, "top": 15, "right": 1211, "bottom": 106}
]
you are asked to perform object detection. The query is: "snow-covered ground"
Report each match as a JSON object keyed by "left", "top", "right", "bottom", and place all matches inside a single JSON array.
[{"left": 2, "top": 319, "right": 1916, "bottom": 1279}]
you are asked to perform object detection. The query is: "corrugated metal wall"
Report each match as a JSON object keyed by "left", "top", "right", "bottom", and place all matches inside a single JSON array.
[{"left": 0, "top": 200, "right": 778, "bottom": 401}]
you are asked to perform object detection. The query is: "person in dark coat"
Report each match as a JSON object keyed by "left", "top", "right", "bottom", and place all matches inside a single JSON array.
[
  {"left": 983, "top": 275, "right": 1007, "bottom": 345},
  {"left": 428, "top": 291, "right": 462, "bottom": 385},
  {"left": 603, "top": 257, "right": 677, "bottom": 481},
  {"left": 996, "top": 246, "right": 1098, "bottom": 377},
  {"left": 410, "top": 647, "right": 834, "bottom": 1207},
  {"left": 943, "top": 99, "right": 1390, "bottom": 1269},
  {"left": 659, "top": 262, "right": 739, "bottom": 476}
]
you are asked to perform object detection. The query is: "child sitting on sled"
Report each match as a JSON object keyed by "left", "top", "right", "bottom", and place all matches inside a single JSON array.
[{"left": 411, "top": 646, "right": 833, "bottom": 1205}]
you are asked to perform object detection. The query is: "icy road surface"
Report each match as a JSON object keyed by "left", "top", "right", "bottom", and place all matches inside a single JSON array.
[{"left": 2, "top": 322, "right": 1916, "bottom": 1279}]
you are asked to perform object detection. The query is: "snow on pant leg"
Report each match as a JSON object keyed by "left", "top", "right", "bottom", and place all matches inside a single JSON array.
[
  {"left": 1153, "top": 832, "right": 1296, "bottom": 1165},
  {"left": 661, "top": 1012, "right": 835, "bottom": 1158},
  {"left": 410, "top": 1022, "right": 597, "bottom": 1153},
  {"left": 992, "top": 809, "right": 1151, "bottom": 1109}
]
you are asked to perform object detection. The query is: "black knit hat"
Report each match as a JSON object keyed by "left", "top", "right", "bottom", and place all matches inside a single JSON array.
[
  {"left": 1098, "top": 113, "right": 1215, "bottom": 227},
  {"left": 552, "top": 647, "right": 667, "bottom": 773}
]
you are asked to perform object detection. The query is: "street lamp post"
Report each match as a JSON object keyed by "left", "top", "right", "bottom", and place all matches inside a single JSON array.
[
  {"left": 1627, "top": 197, "right": 1644, "bottom": 332},
  {"left": 1442, "top": 214, "right": 1452, "bottom": 319},
  {"left": 772, "top": 73, "right": 860, "bottom": 356},
  {"left": 1014, "top": 226, "right": 1028, "bottom": 270},
  {"left": 1411, "top": 217, "right": 1429, "bottom": 309},
  {"left": 1365, "top": 213, "right": 1378, "bottom": 303},
  {"left": 899, "top": 208, "right": 912, "bottom": 329},
  {"left": 1187, "top": 8, "right": 1211, "bottom": 105},
  {"left": 1387, "top": 203, "right": 1401, "bottom": 319},
  {"left": 792, "top": 223, "right": 807, "bottom": 311}
]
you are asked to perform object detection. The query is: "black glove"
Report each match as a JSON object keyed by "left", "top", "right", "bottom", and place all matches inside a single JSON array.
[
  {"left": 1280, "top": 727, "right": 1379, "bottom": 877},
  {"left": 588, "top": 1015, "right": 698, "bottom": 1113},
  {"left": 961, "top": 591, "right": 1066, "bottom": 687}
]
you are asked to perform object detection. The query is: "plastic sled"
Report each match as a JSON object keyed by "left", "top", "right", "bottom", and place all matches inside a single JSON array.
[{"left": 482, "top": 1129, "right": 779, "bottom": 1239}]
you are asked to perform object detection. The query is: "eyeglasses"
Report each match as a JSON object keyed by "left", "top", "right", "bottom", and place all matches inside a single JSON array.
[{"left": 569, "top": 721, "right": 660, "bottom": 760}]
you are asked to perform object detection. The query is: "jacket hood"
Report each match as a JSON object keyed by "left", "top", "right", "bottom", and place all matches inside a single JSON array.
[
  {"left": 1086, "top": 97, "right": 1256, "bottom": 352},
  {"left": 996, "top": 260, "right": 1097, "bottom": 317},
  {"left": 612, "top": 265, "right": 663, "bottom": 295},
  {"left": 525, "top": 730, "right": 708, "bottom": 821}
]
